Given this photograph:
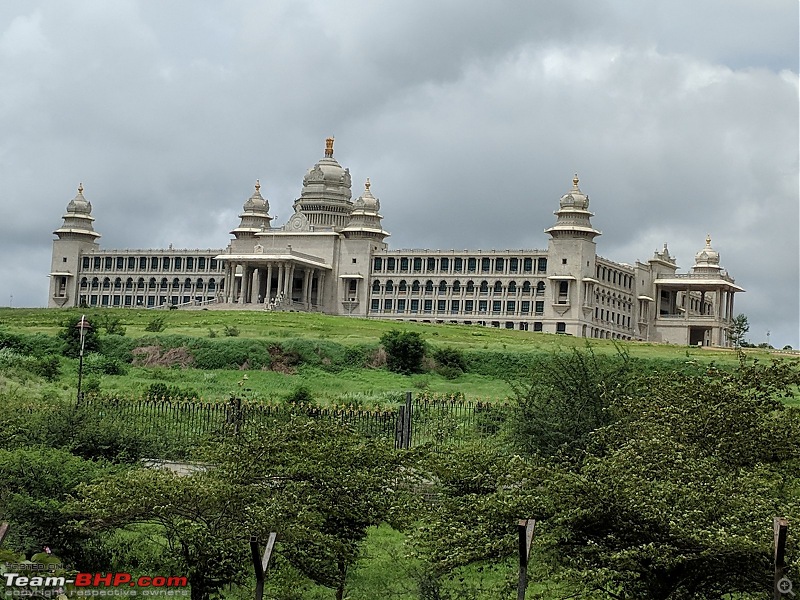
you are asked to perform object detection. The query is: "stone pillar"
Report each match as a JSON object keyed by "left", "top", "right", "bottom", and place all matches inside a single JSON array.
[
  {"left": 250, "top": 268, "right": 259, "bottom": 304},
  {"left": 302, "top": 269, "right": 311, "bottom": 309},
  {"left": 266, "top": 264, "right": 273, "bottom": 304}
]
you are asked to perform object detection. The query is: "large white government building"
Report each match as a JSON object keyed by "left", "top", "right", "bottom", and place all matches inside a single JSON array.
[{"left": 49, "top": 139, "right": 744, "bottom": 346}]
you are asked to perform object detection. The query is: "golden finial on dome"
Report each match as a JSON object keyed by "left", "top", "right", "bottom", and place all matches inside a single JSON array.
[
  {"left": 706, "top": 234, "right": 712, "bottom": 246},
  {"left": 573, "top": 174, "right": 579, "bottom": 187},
  {"left": 325, "top": 136, "right": 334, "bottom": 158},
  {"left": 365, "top": 178, "right": 371, "bottom": 190},
  {"left": 255, "top": 179, "right": 261, "bottom": 191},
  {"left": 78, "top": 183, "right": 84, "bottom": 194}
]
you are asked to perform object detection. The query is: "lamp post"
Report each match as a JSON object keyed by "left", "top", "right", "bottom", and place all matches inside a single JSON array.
[{"left": 76, "top": 315, "right": 91, "bottom": 403}]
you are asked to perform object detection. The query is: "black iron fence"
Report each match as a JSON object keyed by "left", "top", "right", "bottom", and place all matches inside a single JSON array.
[{"left": 76, "top": 393, "right": 509, "bottom": 459}]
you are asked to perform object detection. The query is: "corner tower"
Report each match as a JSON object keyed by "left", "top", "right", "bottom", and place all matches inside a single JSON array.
[
  {"left": 49, "top": 184, "right": 101, "bottom": 307},
  {"left": 230, "top": 180, "right": 272, "bottom": 251},
  {"left": 341, "top": 179, "right": 389, "bottom": 245},
  {"left": 292, "top": 137, "right": 353, "bottom": 229},
  {"left": 544, "top": 175, "right": 601, "bottom": 332}
]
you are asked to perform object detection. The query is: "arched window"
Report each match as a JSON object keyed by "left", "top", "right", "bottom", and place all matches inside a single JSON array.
[
  {"left": 161, "top": 278, "right": 168, "bottom": 289},
  {"left": 493, "top": 280, "right": 502, "bottom": 293},
  {"left": 137, "top": 277, "right": 145, "bottom": 289},
  {"left": 196, "top": 278, "right": 204, "bottom": 289},
  {"left": 125, "top": 278, "right": 133, "bottom": 290},
  {"left": 386, "top": 280, "right": 394, "bottom": 292},
  {"left": 91, "top": 277, "right": 99, "bottom": 289},
  {"left": 508, "top": 281, "right": 517, "bottom": 293},
  {"left": 536, "top": 281, "right": 545, "bottom": 295},
  {"left": 425, "top": 280, "right": 434, "bottom": 293},
  {"left": 114, "top": 277, "right": 122, "bottom": 289},
  {"left": 184, "top": 277, "right": 192, "bottom": 287},
  {"left": 466, "top": 280, "right": 475, "bottom": 293},
  {"left": 372, "top": 280, "right": 381, "bottom": 293},
  {"left": 208, "top": 278, "right": 216, "bottom": 290},
  {"left": 438, "top": 280, "right": 447, "bottom": 293},
  {"left": 173, "top": 278, "right": 180, "bottom": 287},
  {"left": 480, "top": 281, "right": 489, "bottom": 293},
  {"left": 452, "top": 280, "right": 461, "bottom": 293},
  {"left": 399, "top": 280, "right": 407, "bottom": 292},
  {"left": 80, "top": 277, "right": 88, "bottom": 289},
  {"left": 522, "top": 281, "right": 531, "bottom": 293},
  {"left": 102, "top": 277, "right": 110, "bottom": 290},
  {"left": 412, "top": 280, "right": 421, "bottom": 293}
]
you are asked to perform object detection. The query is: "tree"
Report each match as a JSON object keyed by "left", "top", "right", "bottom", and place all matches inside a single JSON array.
[
  {"left": 727, "top": 313, "right": 750, "bottom": 349},
  {"left": 75, "top": 418, "right": 411, "bottom": 600},
  {"left": 58, "top": 314, "right": 100, "bottom": 358},
  {"left": 414, "top": 355, "right": 800, "bottom": 599},
  {"left": 204, "top": 418, "right": 411, "bottom": 600},
  {"left": 380, "top": 329, "right": 426, "bottom": 374},
  {"left": 507, "top": 346, "right": 636, "bottom": 459}
]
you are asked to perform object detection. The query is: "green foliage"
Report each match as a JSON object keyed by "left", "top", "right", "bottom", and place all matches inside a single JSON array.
[
  {"left": 508, "top": 346, "right": 637, "bottom": 458},
  {"left": 222, "top": 324, "right": 239, "bottom": 336},
  {"left": 433, "top": 346, "right": 467, "bottom": 379},
  {"left": 145, "top": 382, "right": 198, "bottom": 401},
  {"left": 286, "top": 384, "right": 314, "bottom": 404},
  {"left": 207, "top": 328, "right": 217, "bottom": 338},
  {"left": 381, "top": 329, "right": 426, "bottom": 374},
  {"left": 727, "top": 313, "right": 750, "bottom": 348},
  {"left": 97, "top": 334, "right": 137, "bottom": 363},
  {"left": 84, "top": 352, "right": 128, "bottom": 376},
  {"left": 144, "top": 315, "right": 167, "bottom": 332},
  {"left": 58, "top": 314, "right": 100, "bottom": 358},
  {"left": 96, "top": 314, "right": 127, "bottom": 336},
  {"left": 0, "top": 349, "right": 61, "bottom": 381},
  {"left": 0, "top": 447, "right": 116, "bottom": 566}
]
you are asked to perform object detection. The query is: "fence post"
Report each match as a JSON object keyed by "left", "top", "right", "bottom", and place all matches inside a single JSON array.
[
  {"left": 251, "top": 532, "right": 277, "bottom": 600},
  {"left": 517, "top": 519, "right": 536, "bottom": 600},
  {"left": 774, "top": 517, "right": 789, "bottom": 599},
  {"left": 403, "top": 391, "right": 413, "bottom": 449}
]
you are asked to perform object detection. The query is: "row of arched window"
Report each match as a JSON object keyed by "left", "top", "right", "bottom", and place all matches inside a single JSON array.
[
  {"left": 79, "top": 277, "right": 223, "bottom": 291},
  {"left": 81, "top": 255, "right": 222, "bottom": 272},
  {"left": 373, "top": 256, "right": 548, "bottom": 275},
  {"left": 595, "top": 289, "right": 633, "bottom": 312},
  {"left": 371, "top": 279, "right": 546, "bottom": 295},
  {"left": 596, "top": 263, "right": 633, "bottom": 289}
]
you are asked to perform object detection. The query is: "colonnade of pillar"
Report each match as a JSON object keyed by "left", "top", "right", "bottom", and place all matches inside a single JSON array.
[{"left": 222, "top": 261, "right": 326, "bottom": 309}]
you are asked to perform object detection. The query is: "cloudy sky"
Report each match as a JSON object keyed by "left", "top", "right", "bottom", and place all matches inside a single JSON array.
[{"left": 1, "top": 0, "right": 797, "bottom": 348}]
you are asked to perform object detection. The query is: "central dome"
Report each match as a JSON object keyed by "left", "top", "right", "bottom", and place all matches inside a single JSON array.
[{"left": 293, "top": 137, "right": 354, "bottom": 229}]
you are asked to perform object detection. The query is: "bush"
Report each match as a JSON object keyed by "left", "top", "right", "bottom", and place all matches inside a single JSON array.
[
  {"left": 59, "top": 315, "right": 100, "bottom": 358},
  {"left": 31, "top": 356, "right": 61, "bottom": 381},
  {"left": 285, "top": 385, "right": 314, "bottom": 404},
  {"left": 223, "top": 325, "right": 240, "bottom": 337},
  {"left": 145, "top": 316, "right": 167, "bottom": 332},
  {"left": 84, "top": 352, "right": 128, "bottom": 376},
  {"left": 433, "top": 346, "right": 467, "bottom": 378},
  {"left": 380, "top": 330, "right": 426, "bottom": 374},
  {"left": 96, "top": 314, "right": 126, "bottom": 336}
]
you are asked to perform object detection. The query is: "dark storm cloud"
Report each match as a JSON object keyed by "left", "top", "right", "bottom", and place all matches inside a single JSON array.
[{"left": 0, "top": 0, "right": 797, "bottom": 347}]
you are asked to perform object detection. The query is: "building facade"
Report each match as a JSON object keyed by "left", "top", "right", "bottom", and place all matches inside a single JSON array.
[{"left": 49, "top": 139, "right": 743, "bottom": 346}]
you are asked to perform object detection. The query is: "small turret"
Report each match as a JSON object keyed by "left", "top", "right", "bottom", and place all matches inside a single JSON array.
[
  {"left": 230, "top": 180, "right": 273, "bottom": 240},
  {"left": 53, "top": 183, "right": 101, "bottom": 242},
  {"left": 342, "top": 178, "right": 390, "bottom": 242}
]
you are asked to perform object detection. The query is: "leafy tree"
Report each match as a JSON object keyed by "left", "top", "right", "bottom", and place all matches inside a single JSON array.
[
  {"left": 204, "top": 418, "right": 412, "bottom": 600},
  {"left": 0, "top": 448, "right": 115, "bottom": 567},
  {"left": 58, "top": 314, "right": 100, "bottom": 358},
  {"left": 380, "top": 329, "right": 426, "bottom": 374},
  {"left": 75, "top": 418, "right": 411, "bottom": 600},
  {"left": 145, "top": 315, "right": 167, "bottom": 332},
  {"left": 75, "top": 467, "right": 259, "bottom": 600},
  {"left": 727, "top": 313, "right": 750, "bottom": 349},
  {"left": 507, "top": 346, "right": 637, "bottom": 459}
]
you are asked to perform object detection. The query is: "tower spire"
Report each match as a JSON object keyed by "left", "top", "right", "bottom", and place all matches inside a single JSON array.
[{"left": 325, "top": 136, "right": 334, "bottom": 158}]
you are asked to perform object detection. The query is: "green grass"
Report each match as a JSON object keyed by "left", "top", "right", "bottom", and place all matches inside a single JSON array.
[{"left": 0, "top": 306, "right": 767, "bottom": 361}]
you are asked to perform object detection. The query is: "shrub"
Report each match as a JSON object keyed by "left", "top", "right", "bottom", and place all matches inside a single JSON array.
[
  {"left": 433, "top": 346, "right": 467, "bottom": 378},
  {"left": 380, "top": 330, "right": 426, "bottom": 374},
  {"left": 285, "top": 385, "right": 314, "bottom": 404},
  {"left": 145, "top": 316, "right": 167, "bottom": 332},
  {"left": 58, "top": 315, "right": 100, "bottom": 358},
  {"left": 84, "top": 352, "right": 128, "bottom": 376},
  {"left": 223, "top": 325, "right": 240, "bottom": 337},
  {"left": 97, "top": 314, "right": 126, "bottom": 336},
  {"left": 31, "top": 356, "right": 61, "bottom": 381}
]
